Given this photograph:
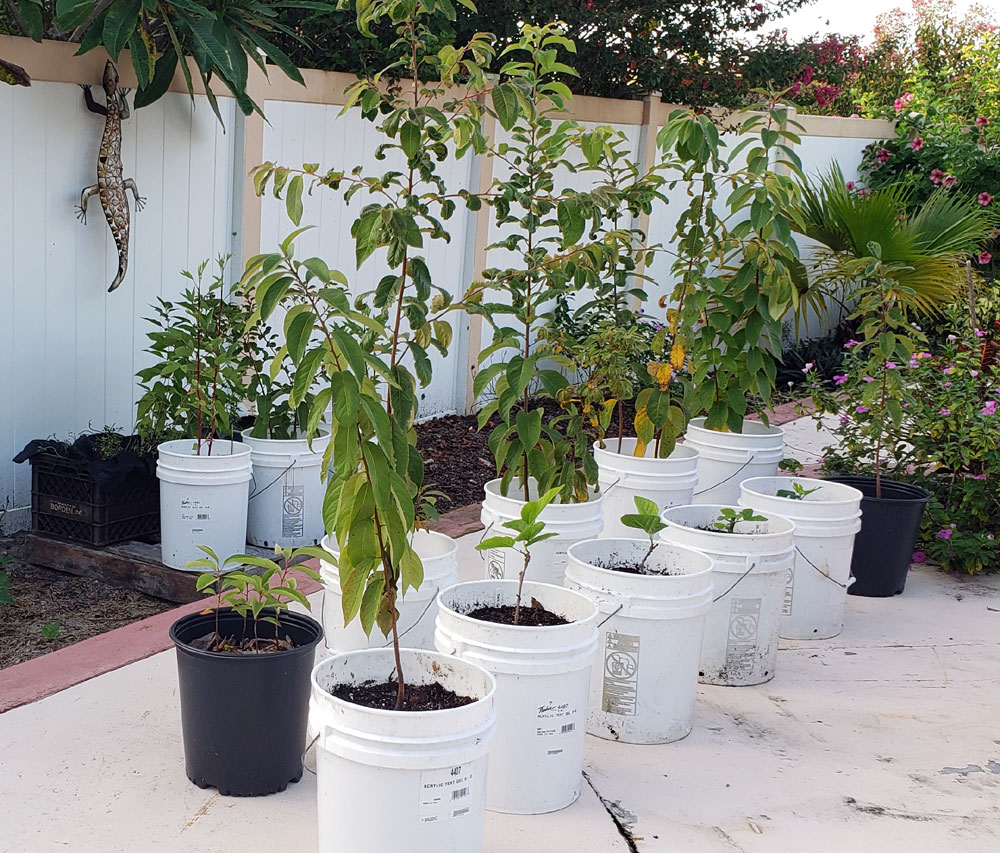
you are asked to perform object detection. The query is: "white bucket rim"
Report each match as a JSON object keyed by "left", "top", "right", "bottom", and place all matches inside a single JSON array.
[
  {"left": 436, "top": 579, "right": 599, "bottom": 634},
  {"left": 240, "top": 426, "right": 331, "bottom": 453},
  {"left": 739, "top": 476, "right": 864, "bottom": 510},
  {"left": 593, "top": 438, "right": 700, "bottom": 463},
  {"left": 661, "top": 504, "right": 796, "bottom": 540},
  {"left": 685, "top": 416, "right": 785, "bottom": 440},
  {"left": 157, "top": 438, "right": 252, "bottom": 460},
  {"left": 566, "top": 538, "right": 714, "bottom": 583},
  {"left": 483, "top": 478, "right": 603, "bottom": 513}
]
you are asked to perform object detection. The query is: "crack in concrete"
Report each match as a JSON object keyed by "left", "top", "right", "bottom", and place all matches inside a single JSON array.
[{"left": 583, "top": 771, "right": 640, "bottom": 852}]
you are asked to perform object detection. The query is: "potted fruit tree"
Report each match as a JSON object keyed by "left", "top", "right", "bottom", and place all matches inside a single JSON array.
[
  {"left": 242, "top": 2, "right": 499, "bottom": 849},
  {"left": 136, "top": 258, "right": 253, "bottom": 570},
  {"left": 653, "top": 95, "right": 806, "bottom": 504}
]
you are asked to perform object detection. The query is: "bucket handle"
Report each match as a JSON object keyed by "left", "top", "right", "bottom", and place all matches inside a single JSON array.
[
  {"left": 712, "top": 558, "right": 757, "bottom": 603},
  {"left": 596, "top": 602, "right": 625, "bottom": 627},
  {"left": 320, "top": 582, "right": 442, "bottom": 652},
  {"left": 302, "top": 732, "right": 319, "bottom": 776},
  {"left": 795, "top": 545, "right": 853, "bottom": 589},
  {"left": 248, "top": 459, "right": 297, "bottom": 501},
  {"left": 692, "top": 454, "right": 755, "bottom": 498}
]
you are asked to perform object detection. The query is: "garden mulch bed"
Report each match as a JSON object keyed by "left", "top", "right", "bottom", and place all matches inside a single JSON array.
[{"left": 0, "top": 531, "right": 171, "bottom": 671}]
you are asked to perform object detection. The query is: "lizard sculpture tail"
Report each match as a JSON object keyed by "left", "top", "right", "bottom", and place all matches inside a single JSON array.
[{"left": 77, "top": 62, "right": 144, "bottom": 293}]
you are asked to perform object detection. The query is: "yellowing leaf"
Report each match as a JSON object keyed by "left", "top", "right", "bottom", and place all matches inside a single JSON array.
[{"left": 669, "top": 343, "right": 685, "bottom": 371}]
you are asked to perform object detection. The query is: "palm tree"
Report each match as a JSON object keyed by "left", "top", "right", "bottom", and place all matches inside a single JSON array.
[{"left": 792, "top": 163, "right": 996, "bottom": 315}]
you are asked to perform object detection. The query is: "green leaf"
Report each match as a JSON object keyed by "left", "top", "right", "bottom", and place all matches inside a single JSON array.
[
  {"left": 492, "top": 82, "right": 519, "bottom": 131},
  {"left": 102, "top": 0, "right": 141, "bottom": 61},
  {"left": 557, "top": 199, "right": 585, "bottom": 245},
  {"left": 134, "top": 49, "right": 178, "bottom": 109},
  {"left": 55, "top": 0, "right": 92, "bottom": 29},
  {"left": 128, "top": 29, "right": 155, "bottom": 90},
  {"left": 633, "top": 496, "right": 660, "bottom": 517},
  {"left": 286, "top": 175, "right": 304, "bottom": 226},
  {"left": 400, "top": 121, "right": 420, "bottom": 160},
  {"left": 515, "top": 407, "right": 542, "bottom": 453},
  {"left": 476, "top": 536, "right": 515, "bottom": 551}
]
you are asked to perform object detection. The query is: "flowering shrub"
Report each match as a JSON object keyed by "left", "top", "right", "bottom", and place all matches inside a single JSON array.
[
  {"left": 860, "top": 7, "right": 999, "bottom": 281},
  {"left": 815, "top": 314, "right": 1000, "bottom": 574}
]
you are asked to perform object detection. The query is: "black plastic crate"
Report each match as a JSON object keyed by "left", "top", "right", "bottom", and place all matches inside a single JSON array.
[{"left": 30, "top": 453, "right": 160, "bottom": 547}]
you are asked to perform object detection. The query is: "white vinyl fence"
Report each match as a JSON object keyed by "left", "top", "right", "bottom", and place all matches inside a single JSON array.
[{"left": 0, "top": 37, "right": 894, "bottom": 530}]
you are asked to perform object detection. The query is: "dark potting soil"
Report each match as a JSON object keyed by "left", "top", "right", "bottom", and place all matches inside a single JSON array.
[
  {"left": 329, "top": 678, "right": 475, "bottom": 711},
  {"left": 414, "top": 398, "right": 638, "bottom": 511},
  {"left": 466, "top": 598, "right": 570, "bottom": 627},
  {"left": 187, "top": 630, "right": 296, "bottom": 654},
  {"left": 595, "top": 558, "right": 671, "bottom": 576}
]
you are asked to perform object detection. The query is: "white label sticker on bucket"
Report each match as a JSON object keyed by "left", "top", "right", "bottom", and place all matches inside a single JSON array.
[
  {"left": 485, "top": 548, "right": 506, "bottom": 579},
  {"left": 282, "top": 484, "right": 305, "bottom": 539},
  {"left": 180, "top": 498, "right": 210, "bottom": 529},
  {"left": 783, "top": 566, "right": 794, "bottom": 616},
  {"left": 419, "top": 763, "right": 476, "bottom": 823},
  {"left": 553, "top": 546, "right": 568, "bottom": 565},
  {"left": 602, "top": 631, "right": 640, "bottom": 717},
  {"left": 535, "top": 701, "right": 580, "bottom": 753},
  {"left": 726, "top": 598, "right": 761, "bottom": 680}
]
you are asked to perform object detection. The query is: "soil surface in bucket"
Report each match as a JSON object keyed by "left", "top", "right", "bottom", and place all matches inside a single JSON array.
[
  {"left": 594, "top": 555, "right": 679, "bottom": 576},
  {"left": 329, "top": 679, "right": 475, "bottom": 711},
  {"left": 465, "top": 598, "right": 570, "bottom": 627}
]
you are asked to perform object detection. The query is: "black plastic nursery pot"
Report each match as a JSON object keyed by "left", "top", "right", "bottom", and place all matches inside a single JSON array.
[
  {"left": 825, "top": 476, "right": 931, "bottom": 598},
  {"left": 170, "top": 608, "right": 323, "bottom": 796}
]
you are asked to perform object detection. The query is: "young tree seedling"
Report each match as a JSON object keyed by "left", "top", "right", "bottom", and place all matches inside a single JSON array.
[
  {"left": 189, "top": 543, "right": 325, "bottom": 651},
  {"left": 712, "top": 507, "right": 767, "bottom": 535},
  {"left": 476, "top": 487, "right": 561, "bottom": 625},
  {"left": 775, "top": 482, "right": 821, "bottom": 500},
  {"left": 620, "top": 495, "right": 668, "bottom": 570}
]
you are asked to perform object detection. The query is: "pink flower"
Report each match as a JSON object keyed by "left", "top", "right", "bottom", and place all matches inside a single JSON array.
[
  {"left": 802, "top": 362, "right": 814, "bottom": 373},
  {"left": 894, "top": 98, "right": 904, "bottom": 112},
  {"left": 918, "top": 352, "right": 931, "bottom": 359},
  {"left": 839, "top": 415, "right": 849, "bottom": 424},
  {"left": 982, "top": 401, "right": 997, "bottom": 416},
  {"left": 947, "top": 335, "right": 957, "bottom": 341},
  {"left": 942, "top": 175, "right": 958, "bottom": 188},
  {"left": 937, "top": 528, "right": 953, "bottom": 540},
  {"left": 876, "top": 148, "right": 891, "bottom": 164},
  {"left": 971, "top": 370, "right": 980, "bottom": 377},
  {"left": 844, "top": 339, "right": 861, "bottom": 348},
  {"left": 833, "top": 374, "right": 848, "bottom": 385},
  {"left": 979, "top": 192, "right": 994, "bottom": 206},
  {"left": 930, "top": 168, "right": 945, "bottom": 184},
  {"left": 856, "top": 405, "right": 870, "bottom": 414},
  {"left": 904, "top": 92, "right": 914, "bottom": 104},
  {"left": 943, "top": 366, "right": 955, "bottom": 373},
  {"left": 846, "top": 180, "right": 856, "bottom": 191},
  {"left": 980, "top": 251, "right": 993, "bottom": 265},
  {"left": 886, "top": 362, "right": 897, "bottom": 369},
  {"left": 976, "top": 115, "right": 989, "bottom": 128},
  {"left": 975, "top": 329, "right": 986, "bottom": 338},
  {"left": 857, "top": 188, "right": 870, "bottom": 199},
  {"left": 943, "top": 381, "right": 952, "bottom": 386},
  {"left": 850, "top": 113, "right": 860, "bottom": 119},
  {"left": 972, "top": 474, "right": 988, "bottom": 480},
  {"left": 911, "top": 551, "right": 927, "bottom": 563},
  {"left": 911, "top": 137, "right": 924, "bottom": 151},
  {"left": 938, "top": 408, "right": 951, "bottom": 414},
  {"left": 791, "top": 81, "right": 802, "bottom": 96}
]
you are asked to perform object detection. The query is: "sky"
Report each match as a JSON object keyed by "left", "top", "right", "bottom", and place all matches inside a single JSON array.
[{"left": 760, "top": 0, "right": 985, "bottom": 41}]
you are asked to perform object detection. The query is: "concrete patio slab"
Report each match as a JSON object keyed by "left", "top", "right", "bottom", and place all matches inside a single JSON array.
[{"left": 2, "top": 479, "right": 999, "bottom": 852}]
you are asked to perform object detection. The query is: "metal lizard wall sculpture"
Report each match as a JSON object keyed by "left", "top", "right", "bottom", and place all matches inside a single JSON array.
[{"left": 77, "top": 61, "right": 145, "bottom": 292}]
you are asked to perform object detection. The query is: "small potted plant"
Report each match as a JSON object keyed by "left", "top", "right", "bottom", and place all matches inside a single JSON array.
[
  {"left": 136, "top": 258, "right": 252, "bottom": 570},
  {"left": 659, "top": 504, "right": 795, "bottom": 686},
  {"left": 170, "top": 544, "right": 324, "bottom": 796},
  {"left": 737, "top": 476, "right": 863, "bottom": 639},
  {"left": 240, "top": 312, "right": 329, "bottom": 548},
  {"left": 564, "top": 497, "right": 714, "bottom": 744},
  {"left": 436, "top": 487, "right": 600, "bottom": 814},
  {"left": 652, "top": 96, "right": 806, "bottom": 504}
]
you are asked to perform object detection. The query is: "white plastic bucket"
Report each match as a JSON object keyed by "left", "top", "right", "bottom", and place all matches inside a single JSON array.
[
  {"left": 320, "top": 529, "right": 459, "bottom": 653},
  {"left": 311, "top": 649, "right": 497, "bottom": 853},
  {"left": 658, "top": 505, "right": 795, "bottom": 686},
  {"left": 738, "top": 477, "right": 863, "bottom": 640},
  {"left": 435, "top": 580, "right": 599, "bottom": 814},
  {"left": 480, "top": 479, "right": 603, "bottom": 586},
  {"left": 594, "top": 439, "right": 700, "bottom": 539},
  {"left": 682, "top": 417, "right": 785, "bottom": 505},
  {"left": 242, "top": 428, "right": 330, "bottom": 548},
  {"left": 565, "top": 538, "right": 714, "bottom": 743},
  {"left": 156, "top": 439, "right": 252, "bottom": 571}
]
